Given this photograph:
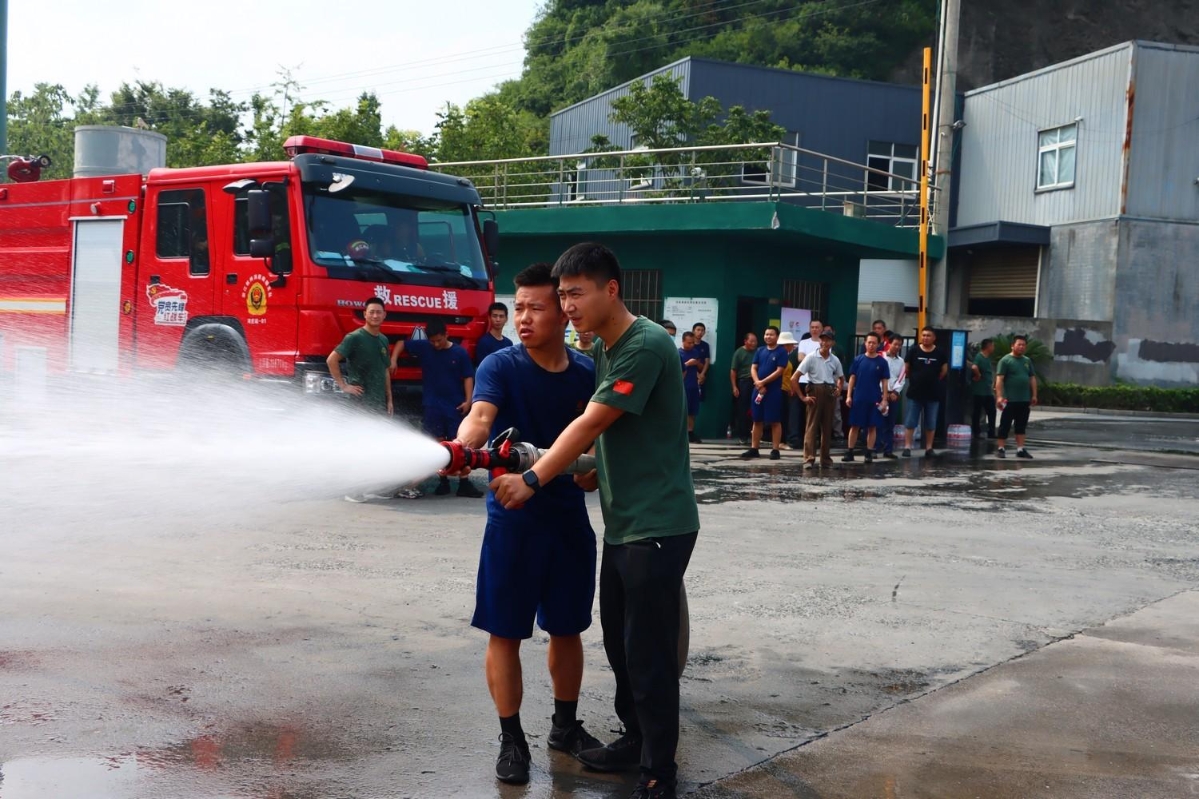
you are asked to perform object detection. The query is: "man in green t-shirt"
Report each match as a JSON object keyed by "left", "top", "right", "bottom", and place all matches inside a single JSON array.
[
  {"left": 327, "top": 296, "right": 393, "bottom": 415},
  {"left": 995, "top": 334, "right": 1039, "bottom": 459},
  {"left": 728, "top": 331, "right": 758, "bottom": 444},
  {"left": 491, "top": 243, "right": 698, "bottom": 799},
  {"left": 969, "top": 338, "right": 997, "bottom": 439}
]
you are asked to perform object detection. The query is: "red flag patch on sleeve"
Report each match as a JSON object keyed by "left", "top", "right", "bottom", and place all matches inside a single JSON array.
[{"left": 613, "top": 379, "right": 635, "bottom": 396}]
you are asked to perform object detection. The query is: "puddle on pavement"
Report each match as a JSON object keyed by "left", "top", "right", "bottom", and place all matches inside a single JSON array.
[
  {"left": 0, "top": 722, "right": 346, "bottom": 799},
  {"left": 692, "top": 447, "right": 1191, "bottom": 508}
]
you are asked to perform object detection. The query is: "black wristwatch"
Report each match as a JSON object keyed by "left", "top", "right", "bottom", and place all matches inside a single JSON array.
[{"left": 521, "top": 470, "right": 542, "bottom": 493}]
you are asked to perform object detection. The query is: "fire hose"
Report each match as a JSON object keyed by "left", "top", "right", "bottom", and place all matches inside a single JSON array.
[{"left": 437, "top": 427, "right": 689, "bottom": 676}]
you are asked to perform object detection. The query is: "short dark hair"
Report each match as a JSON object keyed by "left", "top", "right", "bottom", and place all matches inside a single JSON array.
[
  {"left": 872, "top": 319, "right": 886, "bottom": 328},
  {"left": 682, "top": 331, "right": 696, "bottom": 341},
  {"left": 552, "top": 242, "right": 621, "bottom": 296},
  {"left": 744, "top": 331, "right": 757, "bottom": 341},
  {"left": 364, "top": 296, "right": 385, "bottom": 310},
  {"left": 810, "top": 318, "right": 823, "bottom": 327},
  {"left": 921, "top": 326, "right": 936, "bottom": 335},
  {"left": 765, "top": 325, "right": 780, "bottom": 335},
  {"left": 980, "top": 337, "right": 994, "bottom": 348},
  {"left": 426, "top": 318, "right": 448, "bottom": 337},
  {"left": 1012, "top": 334, "right": 1028, "bottom": 344},
  {"left": 692, "top": 322, "right": 705, "bottom": 332},
  {"left": 487, "top": 301, "right": 509, "bottom": 314},
  {"left": 512, "top": 262, "right": 556, "bottom": 290},
  {"left": 883, "top": 330, "right": 898, "bottom": 342},
  {"left": 865, "top": 332, "right": 881, "bottom": 343}
]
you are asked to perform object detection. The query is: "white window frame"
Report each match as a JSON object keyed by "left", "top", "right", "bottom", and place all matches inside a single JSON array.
[
  {"left": 866, "top": 142, "right": 918, "bottom": 192},
  {"left": 1036, "top": 123, "right": 1077, "bottom": 191}
]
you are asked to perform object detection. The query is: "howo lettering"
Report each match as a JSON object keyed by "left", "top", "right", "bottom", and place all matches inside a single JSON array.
[{"left": 0, "top": 133, "right": 499, "bottom": 396}]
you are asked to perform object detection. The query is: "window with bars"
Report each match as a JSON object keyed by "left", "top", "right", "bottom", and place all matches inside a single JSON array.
[
  {"left": 782, "top": 280, "right": 829, "bottom": 322},
  {"left": 622, "top": 269, "right": 663, "bottom": 321}
]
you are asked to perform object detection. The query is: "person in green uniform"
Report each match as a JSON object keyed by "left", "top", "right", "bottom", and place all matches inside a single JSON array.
[
  {"left": 728, "top": 332, "right": 758, "bottom": 444},
  {"left": 995, "top": 334, "right": 1039, "bottom": 459},
  {"left": 970, "top": 338, "right": 997, "bottom": 439},
  {"left": 327, "top": 296, "right": 393, "bottom": 415},
  {"left": 491, "top": 243, "right": 698, "bottom": 799}
]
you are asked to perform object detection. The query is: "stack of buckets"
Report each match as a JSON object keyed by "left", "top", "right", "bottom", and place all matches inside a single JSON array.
[{"left": 947, "top": 424, "right": 972, "bottom": 448}]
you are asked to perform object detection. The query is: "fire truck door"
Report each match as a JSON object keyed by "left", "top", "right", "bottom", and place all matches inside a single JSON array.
[
  {"left": 223, "top": 185, "right": 298, "bottom": 375},
  {"left": 69, "top": 218, "right": 125, "bottom": 374},
  {"left": 135, "top": 187, "right": 216, "bottom": 370}
]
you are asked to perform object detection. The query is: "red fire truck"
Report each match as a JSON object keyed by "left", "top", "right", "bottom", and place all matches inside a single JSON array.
[{"left": 0, "top": 135, "right": 498, "bottom": 395}]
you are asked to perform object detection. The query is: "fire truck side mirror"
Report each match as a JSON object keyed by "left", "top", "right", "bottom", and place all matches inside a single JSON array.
[{"left": 483, "top": 219, "right": 499, "bottom": 261}]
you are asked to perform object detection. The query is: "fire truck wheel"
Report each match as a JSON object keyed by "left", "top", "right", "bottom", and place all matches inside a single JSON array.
[
  {"left": 678, "top": 582, "right": 690, "bottom": 678},
  {"left": 178, "top": 325, "right": 251, "bottom": 380}
]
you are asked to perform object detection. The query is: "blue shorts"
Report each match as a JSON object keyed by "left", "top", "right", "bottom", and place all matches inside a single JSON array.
[
  {"left": 471, "top": 513, "right": 597, "bottom": 640},
  {"left": 751, "top": 388, "right": 783, "bottom": 424},
  {"left": 422, "top": 405, "right": 461, "bottom": 440},
  {"left": 904, "top": 399, "right": 940, "bottom": 432},
  {"left": 684, "top": 384, "right": 700, "bottom": 416},
  {"left": 848, "top": 397, "right": 880, "bottom": 429}
]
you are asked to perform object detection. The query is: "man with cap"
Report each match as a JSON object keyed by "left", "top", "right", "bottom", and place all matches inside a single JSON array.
[{"left": 776, "top": 331, "right": 801, "bottom": 449}]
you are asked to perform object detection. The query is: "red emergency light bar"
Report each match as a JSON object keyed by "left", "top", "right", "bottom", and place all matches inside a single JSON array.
[{"left": 282, "top": 136, "right": 428, "bottom": 170}]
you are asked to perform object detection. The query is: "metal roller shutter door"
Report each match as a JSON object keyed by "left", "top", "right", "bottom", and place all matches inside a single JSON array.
[{"left": 968, "top": 247, "right": 1040, "bottom": 299}]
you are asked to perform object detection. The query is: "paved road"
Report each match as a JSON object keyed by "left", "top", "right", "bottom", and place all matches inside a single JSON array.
[{"left": 1, "top": 413, "right": 1197, "bottom": 798}]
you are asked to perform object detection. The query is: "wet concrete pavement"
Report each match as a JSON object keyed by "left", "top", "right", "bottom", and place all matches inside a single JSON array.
[{"left": 2, "top": 408, "right": 1198, "bottom": 797}]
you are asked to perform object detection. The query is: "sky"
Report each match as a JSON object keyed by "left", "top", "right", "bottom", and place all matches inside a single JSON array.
[{"left": 7, "top": 0, "right": 542, "bottom": 135}]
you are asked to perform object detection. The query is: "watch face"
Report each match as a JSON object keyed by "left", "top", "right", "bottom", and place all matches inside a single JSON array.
[{"left": 523, "top": 470, "right": 539, "bottom": 489}]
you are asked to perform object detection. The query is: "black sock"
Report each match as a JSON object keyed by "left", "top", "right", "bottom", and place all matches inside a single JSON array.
[
  {"left": 552, "top": 698, "right": 578, "bottom": 727},
  {"left": 499, "top": 712, "right": 524, "bottom": 740}
]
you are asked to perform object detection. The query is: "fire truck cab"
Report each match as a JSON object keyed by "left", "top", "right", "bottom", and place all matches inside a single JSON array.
[{"left": 0, "top": 133, "right": 498, "bottom": 394}]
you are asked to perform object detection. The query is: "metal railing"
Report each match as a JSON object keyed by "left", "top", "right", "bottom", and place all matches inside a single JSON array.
[{"left": 432, "top": 142, "right": 936, "bottom": 228}]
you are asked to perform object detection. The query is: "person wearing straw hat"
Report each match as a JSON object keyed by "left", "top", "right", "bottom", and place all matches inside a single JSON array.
[{"left": 776, "top": 330, "right": 802, "bottom": 449}]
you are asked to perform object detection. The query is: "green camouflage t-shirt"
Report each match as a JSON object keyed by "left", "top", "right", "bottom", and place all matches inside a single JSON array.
[
  {"left": 593, "top": 317, "right": 700, "bottom": 545},
  {"left": 335, "top": 327, "right": 391, "bottom": 410}
]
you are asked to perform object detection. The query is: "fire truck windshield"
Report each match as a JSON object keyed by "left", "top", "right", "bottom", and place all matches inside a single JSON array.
[{"left": 304, "top": 187, "right": 488, "bottom": 289}]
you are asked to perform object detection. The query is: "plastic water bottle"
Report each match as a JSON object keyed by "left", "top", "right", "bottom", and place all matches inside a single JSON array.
[{"left": 754, "top": 392, "right": 763, "bottom": 405}]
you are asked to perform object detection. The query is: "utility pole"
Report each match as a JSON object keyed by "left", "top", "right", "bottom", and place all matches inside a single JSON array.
[
  {"left": 1, "top": 0, "right": 8, "bottom": 155},
  {"left": 918, "top": 48, "right": 932, "bottom": 333},
  {"left": 929, "top": 0, "right": 961, "bottom": 320}
]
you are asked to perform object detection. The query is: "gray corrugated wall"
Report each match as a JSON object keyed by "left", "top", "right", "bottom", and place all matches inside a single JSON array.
[
  {"left": 1040, "top": 220, "right": 1119, "bottom": 322},
  {"left": 1126, "top": 43, "right": 1199, "bottom": 221},
  {"left": 548, "top": 60, "right": 692, "bottom": 155},
  {"left": 957, "top": 44, "right": 1133, "bottom": 228}
]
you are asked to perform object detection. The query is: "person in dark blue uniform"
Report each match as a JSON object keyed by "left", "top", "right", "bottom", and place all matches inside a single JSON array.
[
  {"left": 443, "top": 262, "right": 603, "bottom": 786},
  {"left": 680, "top": 330, "right": 703, "bottom": 443},
  {"left": 843, "top": 332, "right": 891, "bottom": 463},
  {"left": 741, "top": 325, "right": 789, "bottom": 460},
  {"left": 475, "top": 301, "right": 513, "bottom": 365}
]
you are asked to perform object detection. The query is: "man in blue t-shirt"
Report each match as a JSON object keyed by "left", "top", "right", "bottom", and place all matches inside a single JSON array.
[
  {"left": 843, "top": 332, "right": 890, "bottom": 463},
  {"left": 692, "top": 322, "right": 711, "bottom": 403},
  {"left": 391, "top": 318, "right": 482, "bottom": 497},
  {"left": 475, "top": 301, "right": 513, "bottom": 365},
  {"left": 742, "top": 325, "right": 789, "bottom": 460},
  {"left": 444, "top": 262, "right": 602, "bottom": 786},
  {"left": 680, "top": 331, "right": 703, "bottom": 443}
]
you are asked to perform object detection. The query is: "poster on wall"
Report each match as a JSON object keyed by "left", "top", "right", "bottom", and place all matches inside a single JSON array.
[
  {"left": 663, "top": 297, "right": 719, "bottom": 365},
  {"left": 780, "top": 307, "right": 813, "bottom": 341}
]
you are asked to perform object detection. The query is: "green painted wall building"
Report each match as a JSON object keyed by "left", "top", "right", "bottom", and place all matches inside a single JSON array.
[{"left": 493, "top": 201, "right": 944, "bottom": 440}]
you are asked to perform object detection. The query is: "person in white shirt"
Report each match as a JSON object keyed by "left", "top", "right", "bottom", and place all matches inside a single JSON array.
[
  {"left": 793, "top": 330, "right": 844, "bottom": 469},
  {"left": 873, "top": 332, "right": 906, "bottom": 458},
  {"left": 792, "top": 319, "right": 823, "bottom": 452}
]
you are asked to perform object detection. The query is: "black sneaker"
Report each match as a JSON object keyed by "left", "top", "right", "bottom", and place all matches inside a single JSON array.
[
  {"left": 434, "top": 477, "right": 452, "bottom": 495},
  {"left": 547, "top": 719, "right": 603, "bottom": 758},
  {"left": 577, "top": 730, "right": 642, "bottom": 772},
  {"left": 495, "top": 732, "right": 530, "bottom": 784},
  {"left": 769, "top": 449, "right": 781, "bottom": 460},
  {"left": 1016, "top": 448, "right": 1033, "bottom": 459},
  {"left": 925, "top": 448, "right": 936, "bottom": 459},
  {"left": 693, "top": 436, "right": 703, "bottom": 444},
  {"left": 997, "top": 447, "right": 1006, "bottom": 458},
  {"left": 630, "top": 777, "right": 677, "bottom": 799},
  {"left": 457, "top": 480, "right": 484, "bottom": 498},
  {"left": 901, "top": 448, "right": 911, "bottom": 458},
  {"left": 841, "top": 451, "right": 855, "bottom": 462},
  {"left": 883, "top": 451, "right": 898, "bottom": 459},
  {"left": 740, "top": 448, "right": 760, "bottom": 459}
]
